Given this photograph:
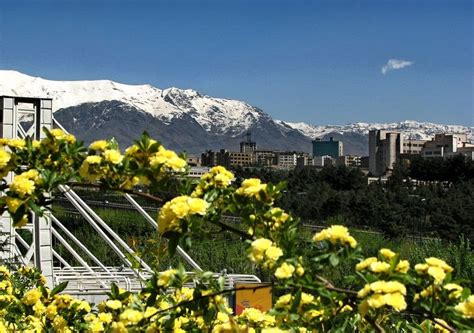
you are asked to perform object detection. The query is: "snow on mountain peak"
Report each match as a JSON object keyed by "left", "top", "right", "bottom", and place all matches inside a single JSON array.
[
  {"left": 0, "top": 70, "right": 265, "bottom": 135},
  {"left": 277, "top": 120, "right": 474, "bottom": 142}
]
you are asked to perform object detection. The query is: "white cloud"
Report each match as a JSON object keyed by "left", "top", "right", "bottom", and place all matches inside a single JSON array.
[{"left": 381, "top": 59, "right": 414, "bottom": 74}]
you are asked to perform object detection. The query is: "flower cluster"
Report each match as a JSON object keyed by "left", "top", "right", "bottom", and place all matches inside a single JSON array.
[
  {"left": 158, "top": 195, "right": 209, "bottom": 234},
  {"left": 148, "top": 145, "right": 186, "bottom": 172},
  {"left": 192, "top": 166, "right": 234, "bottom": 199},
  {"left": 415, "top": 257, "right": 453, "bottom": 284},
  {"left": 356, "top": 248, "right": 410, "bottom": 275},
  {"left": 312, "top": 225, "right": 357, "bottom": 248},
  {"left": 358, "top": 280, "right": 407, "bottom": 313},
  {"left": 248, "top": 238, "right": 283, "bottom": 269},
  {"left": 236, "top": 178, "right": 268, "bottom": 201}
]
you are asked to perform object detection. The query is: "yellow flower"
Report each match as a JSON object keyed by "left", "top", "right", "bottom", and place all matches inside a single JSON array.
[
  {"left": 7, "top": 138, "right": 26, "bottom": 149},
  {"left": 296, "top": 264, "right": 305, "bottom": 276},
  {"left": 249, "top": 238, "right": 273, "bottom": 262},
  {"left": 427, "top": 266, "right": 446, "bottom": 284},
  {"left": 240, "top": 308, "right": 266, "bottom": 323},
  {"left": 301, "top": 292, "right": 314, "bottom": 305},
  {"left": 455, "top": 295, "right": 474, "bottom": 318},
  {"left": 0, "top": 149, "right": 11, "bottom": 169},
  {"left": 265, "top": 246, "right": 283, "bottom": 263},
  {"left": 395, "top": 260, "right": 410, "bottom": 273},
  {"left": 52, "top": 316, "right": 68, "bottom": 331},
  {"left": 10, "top": 175, "right": 35, "bottom": 197},
  {"left": 415, "top": 263, "right": 429, "bottom": 274},
  {"left": 111, "top": 321, "right": 128, "bottom": 333},
  {"left": 275, "top": 294, "right": 292, "bottom": 308},
  {"left": 158, "top": 269, "right": 177, "bottom": 287},
  {"left": 125, "top": 145, "right": 139, "bottom": 156},
  {"left": 4, "top": 197, "right": 22, "bottom": 213},
  {"left": 149, "top": 147, "right": 186, "bottom": 171},
  {"left": 367, "top": 293, "right": 385, "bottom": 308},
  {"left": 22, "top": 288, "right": 41, "bottom": 306},
  {"left": 46, "top": 304, "right": 58, "bottom": 320},
  {"left": 50, "top": 128, "right": 67, "bottom": 139},
  {"left": 356, "top": 257, "right": 377, "bottom": 271},
  {"left": 274, "top": 262, "right": 295, "bottom": 279},
  {"left": 379, "top": 248, "right": 396, "bottom": 260},
  {"left": 157, "top": 196, "right": 207, "bottom": 234},
  {"left": 98, "top": 312, "right": 113, "bottom": 324},
  {"left": 32, "top": 301, "right": 45, "bottom": 317},
  {"left": 90, "top": 140, "right": 108, "bottom": 150},
  {"left": 444, "top": 283, "right": 463, "bottom": 299},
  {"left": 369, "top": 261, "right": 391, "bottom": 273},
  {"left": 85, "top": 155, "right": 102, "bottom": 164},
  {"left": 384, "top": 292, "right": 407, "bottom": 311},
  {"left": 370, "top": 281, "right": 406, "bottom": 295},
  {"left": 106, "top": 300, "right": 122, "bottom": 310},
  {"left": 236, "top": 178, "right": 267, "bottom": 199},
  {"left": 187, "top": 197, "right": 209, "bottom": 215},
  {"left": 119, "top": 309, "right": 144, "bottom": 324},
  {"left": 313, "top": 225, "right": 357, "bottom": 248},
  {"left": 202, "top": 166, "right": 234, "bottom": 187},
  {"left": 103, "top": 149, "right": 123, "bottom": 164},
  {"left": 425, "top": 257, "right": 453, "bottom": 273},
  {"left": 88, "top": 319, "right": 104, "bottom": 333}
]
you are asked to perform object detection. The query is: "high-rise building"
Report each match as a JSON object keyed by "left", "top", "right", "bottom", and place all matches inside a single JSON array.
[
  {"left": 369, "top": 130, "right": 403, "bottom": 176},
  {"left": 312, "top": 137, "right": 343, "bottom": 158},
  {"left": 240, "top": 131, "right": 257, "bottom": 153}
]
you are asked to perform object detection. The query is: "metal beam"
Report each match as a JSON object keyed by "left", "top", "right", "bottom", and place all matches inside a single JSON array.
[{"left": 124, "top": 193, "right": 203, "bottom": 272}]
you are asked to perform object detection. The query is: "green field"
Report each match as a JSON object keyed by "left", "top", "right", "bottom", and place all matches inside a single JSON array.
[{"left": 50, "top": 204, "right": 474, "bottom": 288}]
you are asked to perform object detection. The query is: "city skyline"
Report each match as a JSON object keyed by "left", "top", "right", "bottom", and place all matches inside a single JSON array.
[{"left": 0, "top": 0, "right": 472, "bottom": 126}]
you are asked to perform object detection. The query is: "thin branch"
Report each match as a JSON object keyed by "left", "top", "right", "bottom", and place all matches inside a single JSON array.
[
  {"left": 209, "top": 219, "right": 254, "bottom": 241},
  {"left": 366, "top": 316, "right": 386, "bottom": 333},
  {"left": 315, "top": 275, "right": 358, "bottom": 296}
]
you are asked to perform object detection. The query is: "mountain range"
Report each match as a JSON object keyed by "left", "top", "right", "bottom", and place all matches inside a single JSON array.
[{"left": 1, "top": 70, "right": 472, "bottom": 156}]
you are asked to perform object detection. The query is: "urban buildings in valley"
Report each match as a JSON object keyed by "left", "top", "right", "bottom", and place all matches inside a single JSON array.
[
  {"left": 422, "top": 133, "right": 474, "bottom": 159},
  {"left": 369, "top": 129, "right": 473, "bottom": 177}
]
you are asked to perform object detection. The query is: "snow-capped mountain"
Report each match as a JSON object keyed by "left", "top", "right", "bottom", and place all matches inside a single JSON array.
[
  {"left": 0, "top": 70, "right": 264, "bottom": 136},
  {"left": 0, "top": 70, "right": 472, "bottom": 155},
  {"left": 277, "top": 120, "right": 474, "bottom": 142}
]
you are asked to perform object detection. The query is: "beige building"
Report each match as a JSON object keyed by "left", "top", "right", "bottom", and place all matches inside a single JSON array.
[
  {"left": 337, "top": 155, "right": 361, "bottom": 167},
  {"left": 422, "top": 133, "right": 474, "bottom": 158},
  {"left": 402, "top": 140, "right": 426, "bottom": 154},
  {"left": 369, "top": 130, "right": 402, "bottom": 176}
]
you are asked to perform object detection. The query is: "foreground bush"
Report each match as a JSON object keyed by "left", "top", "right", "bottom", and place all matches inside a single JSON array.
[{"left": 0, "top": 130, "right": 472, "bottom": 332}]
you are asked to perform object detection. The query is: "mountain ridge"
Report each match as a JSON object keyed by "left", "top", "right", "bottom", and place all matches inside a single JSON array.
[{"left": 1, "top": 70, "right": 472, "bottom": 155}]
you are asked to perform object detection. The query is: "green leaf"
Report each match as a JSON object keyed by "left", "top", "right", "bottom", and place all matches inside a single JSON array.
[
  {"left": 50, "top": 281, "right": 68, "bottom": 297},
  {"left": 329, "top": 254, "right": 340, "bottom": 266}
]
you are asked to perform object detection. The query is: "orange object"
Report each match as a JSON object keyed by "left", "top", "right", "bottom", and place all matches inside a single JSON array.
[{"left": 234, "top": 283, "right": 272, "bottom": 315}]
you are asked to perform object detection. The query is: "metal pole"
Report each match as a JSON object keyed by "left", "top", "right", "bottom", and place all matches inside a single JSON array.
[
  {"left": 124, "top": 193, "right": 203, "bottom": 272},
  {"left": 51, "top": 214, "right": 111, "bottom": 273},
  {"left": 61, "top": 185, "right": 152, "bottom": 273}
]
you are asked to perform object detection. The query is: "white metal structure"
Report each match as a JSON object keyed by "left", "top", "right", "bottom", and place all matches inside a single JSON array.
[{"left": 0, "top": 96, "right": 260, "bottom": 301}]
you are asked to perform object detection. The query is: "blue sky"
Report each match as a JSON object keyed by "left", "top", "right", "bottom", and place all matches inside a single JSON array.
[{"left": 0, "top": 0, "right": 472, "bottom": 126}]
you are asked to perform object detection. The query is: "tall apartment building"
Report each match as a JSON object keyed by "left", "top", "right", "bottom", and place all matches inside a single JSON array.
[
  {"left": 312, "top": 137, "right": 343, "bottom": 158},
  {"left": 422, "top": 133, "right": 474, "bottom": 158},
  {"left": 369, "top": 130, "right": 403, "bottom": 176}
]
